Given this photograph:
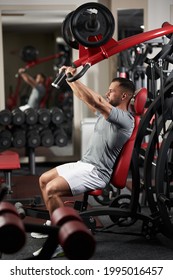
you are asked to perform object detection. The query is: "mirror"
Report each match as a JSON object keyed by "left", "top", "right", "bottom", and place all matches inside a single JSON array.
[
  {"left": 1, "top": 9, "right": 74, "bottom": 162},
  {"left": 117, "top": 9, "right": 145, "bottom": 88},
  {"left": 118, "top": 9, "right": 144, "bottom": 40}
]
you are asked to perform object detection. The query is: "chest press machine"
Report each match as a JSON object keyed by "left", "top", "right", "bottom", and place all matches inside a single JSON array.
[{"left": 1, "top": 2, "right": 173, "bottom": 259}]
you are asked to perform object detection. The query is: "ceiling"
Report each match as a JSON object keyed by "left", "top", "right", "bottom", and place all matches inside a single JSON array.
[
  {"left": 1, "top": 9, "right": 70, "bottom": 33},
  {"left": 1, "top": 8, "right": 144, "bottom": 36}
]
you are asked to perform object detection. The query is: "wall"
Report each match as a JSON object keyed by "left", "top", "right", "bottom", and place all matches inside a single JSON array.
[{"left": 148, "top": 0, "right": 173, "bottom": 29}]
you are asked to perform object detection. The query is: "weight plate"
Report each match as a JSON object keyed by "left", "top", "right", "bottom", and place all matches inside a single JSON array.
[
  {"left": 71, "top": 3, "right": 115, "bottom": 47},
  {"left": 109, "top": 194, "right": 140, "bottom": 226},
  {"left": 61, "top": 12, "right": 79, "bottom": 50},
  {"left": 20, "top": 45, "right": 39, "bottom": 62},
  {"left": 94, "top": 183, "right": 118, "bottom": 206}
]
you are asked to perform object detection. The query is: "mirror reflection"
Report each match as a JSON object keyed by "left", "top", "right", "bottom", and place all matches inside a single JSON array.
[
  {"left": 117, "top": 9, "right": 145, "bottom": 89},
  {"left": 1, "top": 10, "right": 74, "bottom": 160}
]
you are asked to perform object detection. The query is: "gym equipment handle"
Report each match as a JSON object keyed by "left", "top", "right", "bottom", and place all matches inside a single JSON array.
[
  {"left": 51, "top": 69, "right": 67, "bottom": 88},
  {"left": 66, "top": 64, "right": 91, "bottom": 82},
  {"left": 52, "top": 64, "right": 91, "bottom": 88}
]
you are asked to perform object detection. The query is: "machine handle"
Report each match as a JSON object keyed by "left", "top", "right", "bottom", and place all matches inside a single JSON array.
[
  {"left": 66, "top": 64, "right": 91, "bottom": 82},
  {"left": 51, "top": 63, "right": 91, "bottom": 88},
  {"left": 51, "top": 69, "right": 67, "bottom": 89}
]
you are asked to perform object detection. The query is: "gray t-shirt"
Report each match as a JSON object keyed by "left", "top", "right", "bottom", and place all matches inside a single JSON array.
[
  {"left": 28, "top": 84, "right": 46, "bottom": 109},
  {"left": 81, "top": 107, "right": 134, "bottom": 184}
]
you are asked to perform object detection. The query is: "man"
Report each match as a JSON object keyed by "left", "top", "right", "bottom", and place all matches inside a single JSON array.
[
  {"left": 32, "top": 66, "right": 135, "bottom": 257},
  {"left": 18, "top": 68, "right": 46, "bottom": 110},
  {"left": 39, "top": 66, "right": 135, "bottom": 214}
]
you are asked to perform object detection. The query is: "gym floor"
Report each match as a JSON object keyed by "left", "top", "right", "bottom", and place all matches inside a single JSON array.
[{"left": 1, "top": 162, "right": 173, "bottom": 260}]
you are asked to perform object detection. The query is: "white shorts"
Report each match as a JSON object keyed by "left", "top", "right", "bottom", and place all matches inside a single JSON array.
[{"left": 56, "top": 161, "right": 106, "bottom": 196}]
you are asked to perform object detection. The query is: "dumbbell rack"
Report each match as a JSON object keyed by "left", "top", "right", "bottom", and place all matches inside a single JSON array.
[{"left": 0, "top": 106, "right": 70, "bottom": 175}]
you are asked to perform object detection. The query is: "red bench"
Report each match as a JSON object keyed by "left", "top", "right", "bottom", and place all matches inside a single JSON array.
[{"left": 0, "top": 150, "right": 20, "bottom": 193}]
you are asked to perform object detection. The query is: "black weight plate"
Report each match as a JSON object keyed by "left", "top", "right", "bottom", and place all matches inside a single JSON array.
[
  {"left": 71, "top": 3, "right": 115, "bottom": 47},
  {"left": 109, "top": 194, "right": 140, "bottom": 226},
  {"left": 61, "top": 12, "right": 79, "bottom": 50}
]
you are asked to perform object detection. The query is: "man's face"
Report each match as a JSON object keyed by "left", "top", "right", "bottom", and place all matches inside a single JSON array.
[
  {"left": 105, "top": 81, "right": 124, "bottom": 107},
  {"left": 36, "top": 74, "right": 45, "bottom": 84}
]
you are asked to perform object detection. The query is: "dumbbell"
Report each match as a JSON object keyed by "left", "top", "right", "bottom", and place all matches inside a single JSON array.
[
  {"left": 50, "top": 107, "right": 65, "bottom": 125},
  {"left": 0, "top": 202, "right": 26, "bottom": 254},
  {"left": 12, "top": 108, "right": 25, "bottom": 126},
  {"left": 37, "top": 108, "right": 51, "bottom": 125},
  {"left": 0, "top": 129, "right": 12, "bottom": 149},
  {"left": 0, "top": 109, "right": 12, "bottom": 126},
  {"left": 62, "top": 121, "right": 73, "bottom": 138},
  {"left": 40, "top": 128, "right": 54, "bottom": 147},
  {"left": 54, "top": 127, "right": 68, "bottom": 147},
  {"left": 12, "top": 128, "right": 26, "bottom": 148},
  {"left": 24, "top": 108, "right": 38, "bottom": 125},
  {"left": 62, "top": 105, "right": 73, "bottom": 120},
  {"left": 26, "top": 129, "right": 41, "bottom": 148},
  {"left": 51, "top": 207, "right": 95, "bottom": 259}
]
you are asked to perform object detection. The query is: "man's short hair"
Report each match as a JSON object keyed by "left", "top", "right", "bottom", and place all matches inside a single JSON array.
[{"left": 111, "top": 77, "right": 135, "bottom": 96}]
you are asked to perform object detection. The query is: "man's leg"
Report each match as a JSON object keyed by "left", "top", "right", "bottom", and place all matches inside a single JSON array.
[{"left": 39, "top": 167, "right": 72, "bottom": 214}]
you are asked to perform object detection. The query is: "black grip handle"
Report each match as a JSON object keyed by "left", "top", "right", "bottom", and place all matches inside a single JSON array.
[
  {"left": 51, "top": 70, "right": 67, "bottom": 89},
  {"left": 52, "top": 64, "right": 91, "bottom": 88},
  {"left": 66, "top": 64, "right": 91, "bottom": 82}
]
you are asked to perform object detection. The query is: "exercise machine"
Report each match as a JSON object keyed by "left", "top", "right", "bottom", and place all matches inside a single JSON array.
[
  {"left": 0, "top": 187, "right": 95, "bottom": 260},
  {"left": 2, "top": 2, "right": 173, "bottom": 258}
]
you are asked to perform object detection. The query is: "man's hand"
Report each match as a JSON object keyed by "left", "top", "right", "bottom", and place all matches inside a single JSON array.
[
  {"left": 59, "top": 66, "right": 77, "bottom": 77},
  {"left": 18, "top": 68, "right": 26, "bottom": 75}
]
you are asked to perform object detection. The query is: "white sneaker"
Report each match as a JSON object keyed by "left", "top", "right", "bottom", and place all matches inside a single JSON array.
[
  {"left": 31, "top": 220, "right": 51, "bottom": 239},
  {"left": 33, "top": 245, "right": 64, "bottom": 258}
]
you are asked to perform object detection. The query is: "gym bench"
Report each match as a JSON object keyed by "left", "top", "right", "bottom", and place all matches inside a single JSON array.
[{"left": 0, "top": 150, "right": 20, "bottom": 193}]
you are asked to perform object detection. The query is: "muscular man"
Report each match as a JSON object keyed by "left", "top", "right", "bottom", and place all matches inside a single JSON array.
[
  {"left": 32, "top": 66, "right": 135, "bottom": 257},
  {"left": 18, "top": 68, "right": 46, "bottom": 110},
  {"left": 39, "top": 66, "right": 135, "bottom": 215}
]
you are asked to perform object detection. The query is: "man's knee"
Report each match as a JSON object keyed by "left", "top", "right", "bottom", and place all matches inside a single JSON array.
[{"left": 39, "top": 173, "right": 47, "bottom": 189}]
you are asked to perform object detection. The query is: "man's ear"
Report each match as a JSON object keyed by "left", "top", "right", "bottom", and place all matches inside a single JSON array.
[{"left": 121, "top": 93, "right": 127, "bottom": 100}]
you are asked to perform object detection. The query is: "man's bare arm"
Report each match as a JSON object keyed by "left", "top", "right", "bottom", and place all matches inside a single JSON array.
[
  {"left": 18, "top": 68, "right": 37, "bottom": 88},
  {"left": 64, "top": 67, "right": 112, "bottom": 119}
]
